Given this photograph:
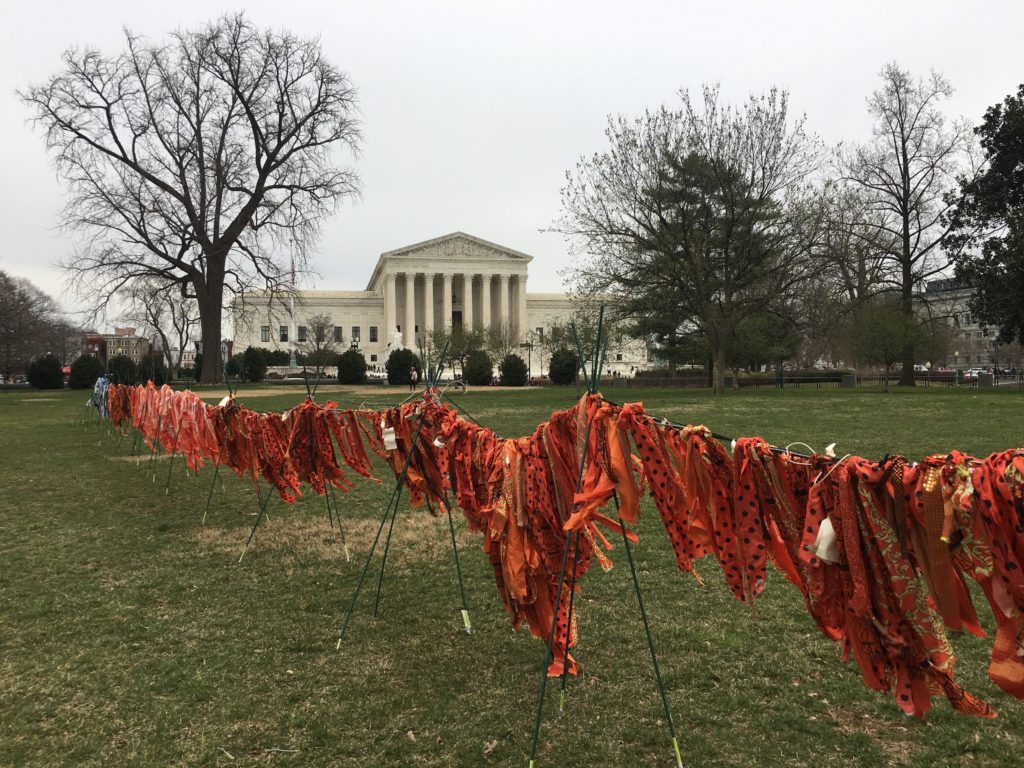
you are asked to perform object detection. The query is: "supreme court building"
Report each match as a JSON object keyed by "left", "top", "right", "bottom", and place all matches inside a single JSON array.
[{"left": 231, "top": 232, "right": 650, "bottom": 375}]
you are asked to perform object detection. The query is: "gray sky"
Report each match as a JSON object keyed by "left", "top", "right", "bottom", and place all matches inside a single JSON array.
[{"left": 2, "top": 0, "right": 1022, "bottom": 323}]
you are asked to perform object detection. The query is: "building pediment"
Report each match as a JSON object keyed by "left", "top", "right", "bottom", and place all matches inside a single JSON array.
[{"left": 367, "top": 232, "right": 533, "bottom": 291}]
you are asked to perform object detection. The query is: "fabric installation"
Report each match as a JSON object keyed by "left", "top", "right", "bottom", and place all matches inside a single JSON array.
[{"left": 106, "top": 382, "right": 1024, "bottom": 720}]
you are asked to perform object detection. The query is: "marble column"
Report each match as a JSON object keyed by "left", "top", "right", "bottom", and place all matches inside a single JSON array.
[
  {"left": 442, "top": 273, "right": 453, "bottom": 329},
  {"left": 463, "top": 274, "right": 474, "bottom": 330},
  {"left": 423, "top": 273, "right": 434, "bottom": 335},
  {"left": 516, "top": 274, "right": 528, "bottom": 337},
  {"left": 498, "top": 274, "right": 510, "bottom": 329},
  {"left": 404, "top": 273, "right": 416, "bottom": 347},
  {"left": 481, "top": 274, "right": 492, "bottom": 329},
  {"left": 383, "top": 273, "right": 397, "bottom": 342}
]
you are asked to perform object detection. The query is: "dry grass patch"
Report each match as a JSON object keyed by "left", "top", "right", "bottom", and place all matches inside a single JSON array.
[{"left": 195, "top": 509, "right": 478, "bottom": 566}]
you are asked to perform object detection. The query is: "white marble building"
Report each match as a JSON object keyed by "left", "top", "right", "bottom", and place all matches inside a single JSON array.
[{"left": 231, "top": 232, "right": 650, "bottom": 375}]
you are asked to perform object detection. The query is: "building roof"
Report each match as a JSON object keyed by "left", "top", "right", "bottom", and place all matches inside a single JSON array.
[{"left": 366, "top": 232, "right": 534, "bottom": 291}]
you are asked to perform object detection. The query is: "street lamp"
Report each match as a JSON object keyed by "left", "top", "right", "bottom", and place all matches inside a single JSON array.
[
  {"left": 954, "top": 350, "right": 960, "bottom": 386},
  {"left": 520, "top": 340, "right": 533, "bottom": 384}
]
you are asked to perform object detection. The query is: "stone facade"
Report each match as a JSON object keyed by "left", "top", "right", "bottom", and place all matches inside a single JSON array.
[{"left": 232, "top": 232, "right": 650, "bottom": 376}]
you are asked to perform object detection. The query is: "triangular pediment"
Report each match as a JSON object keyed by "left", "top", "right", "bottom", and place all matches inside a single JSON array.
[{"left": 367, "top": 232, "right": 533, "bottom": 290}]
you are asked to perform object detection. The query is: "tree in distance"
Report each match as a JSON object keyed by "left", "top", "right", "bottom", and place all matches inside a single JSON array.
[
  {"left": 386, "top": 348, "right": 420, "bottom": 386},
  {"left": 21, "top": 13, "right": 361, "bottom": 383},
  {"left": 337, "top": 348, "right": 367, "bottom": 384},
  {"left": 464, "top": 350, "right": 493, "bottom": 386},
  {"left": 557, "top": 85, "right": 822, "bottom": 394},
  {"left": 841, "top": 63, "right": 973, "bottom": 386},
  {"left": 242, "top": 346, "right": 267, "bottom": 383},
  {"left": 498, "top": 353, "right": 527, "bottom": 386},
  {"left": 548, "top": 348, "right": 579, "bottom": 385},
  {"left": 28, "top": 354, "right": 64, "bottom": 389},
  {"left": 107, "top": 354, "right": 138, "bottom": 385},
  {"left": 69, "top": 354, "right": 104, "bottom": 389},
  {"left": 299, "top": 313, "right": 340, "bottom": 380},
  {"left": 849, "top": 295, "right": 922, "bottom": 393},
  {"left": 950, "top": 83, "right": 1024, "bottom": 345}
]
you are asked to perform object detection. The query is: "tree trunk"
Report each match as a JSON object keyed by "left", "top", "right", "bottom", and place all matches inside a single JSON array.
[
  {"left": 196, "top": 262, "right": 225, "bottom": 384},
  {"left": 712, "top": 343, "right": 726, "bottom": 395},
  {"left": 899, "top": 266, "right": 916, "bottom": 387}
]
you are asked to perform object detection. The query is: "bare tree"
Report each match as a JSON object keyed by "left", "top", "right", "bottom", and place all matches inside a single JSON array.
[
  {"left": 298, "top": 312, "right": 338, "bottom": 379},
  {"left": 0, "top": 271, "right": 61, "bottom": 378},
  {"left": 21, "top": 13, "right": 361, "bottom": 383},
  {"left": 486, "top": 321, "right": 521, "bottom": 363},
  {"left": 842, "top": 63, "right": 974, "bottom": 385},
  {"left": 556, "top": 86, "right": 822, "bottom": 393},
  {"left": 125, "top": 280, "right": 200, "bottom": 377}
]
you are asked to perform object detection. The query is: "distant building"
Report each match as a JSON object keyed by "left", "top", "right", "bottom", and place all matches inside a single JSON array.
[
  {"left": 231, "top": 232, "right": 650, "bottom": 376},
  {"left": 82, "top": 327, "right": 151, "bottom": 367},
  {"left": 922, "top": 278, "right": 1024, "bottom": 369}
]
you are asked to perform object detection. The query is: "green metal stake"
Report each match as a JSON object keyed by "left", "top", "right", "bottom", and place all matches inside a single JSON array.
[
  {"left": 201, "top": 461, "right": 222, "bottom": 525},
  {"left": 445, "top": 505, "right": 472, "bottom": 633},
  {"left": 336, "top": 426, "right": 425, "bottom": 647},
  {"left": 239, "top": 480, "right": 272, "bottom": 563},
  {"left": 617, "top": 500, "right": 684, "bottom": 768},
  {"left": 328, "top": 483, "right": 350, "bottom": 562}
]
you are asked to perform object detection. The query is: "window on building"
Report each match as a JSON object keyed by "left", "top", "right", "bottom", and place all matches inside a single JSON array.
[
  {"left": 279, "top": 326, "right": 288, "bottom": 342},
  {"left": 297, "top": 326, "right": 307, "bottom": 343},
  {"left": 351, "top": 326, "right": 360, "bottom": 342},
  {"left": 616, "top": 353, "right": 623, "bottom": 361},
  {"left": 370, "top": 354, "right": 378, "bottom": 362},
  {"left": 396, "top": 324, "right": 401, "bottom": 333},
  {"left": 261, "top": 326, "right": 271, "bottom": 343},
  {"left": 369, "top": 326, "right": 378, "bottom": 343},
  {"left": 414, "top": 324, "right": 419, "bottom": 333},
  {"left": 333, "top": 326, "right": 343, "bottom": 343}
]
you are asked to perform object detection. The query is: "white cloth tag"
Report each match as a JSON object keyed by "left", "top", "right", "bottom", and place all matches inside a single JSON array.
[{"left": 811, "top": 517, "right": 841, "bottom": 563}]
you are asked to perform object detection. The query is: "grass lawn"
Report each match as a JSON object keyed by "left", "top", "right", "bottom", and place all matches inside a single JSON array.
[{"left": 2, "top": 385, "right": 1023, "bottom": 767}]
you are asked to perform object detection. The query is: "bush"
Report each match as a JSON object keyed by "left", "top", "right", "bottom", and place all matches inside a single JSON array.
[
  {"left": 262, "top": 348, "right": 290, "bottom": 366},
  {"left": 548, "top": 348, "right": 579, "bottom": 385},
  {"left": 68, "top": 354, "right": 104, "bottom": 389},
  {"left": 27, "top": 354, "right": 64, "bottom": 389},
  {"left": 499, "top": 353, "right": 528, "bottom": 386},
  {"left": 107, "top": 354, "right": 138, "bottom": 385},
  {"left": 385, "top": 348, "right": 421, "bottom": 385},
  {"left": 192, "top": 353, "right": 203, "bottom": 381},
  {"left": 464, "top": 350, "right": 493, "bottom": 386},
  {"left": 242, "top": 346, "right": 268, "bottom": 382},
  {"left": 138, "top": 354, "right": 168, "bottom": 385},
  {"left": 225, "top": 353, "right": 243, "bottom": 377},
  {"left": 337, "top": 349, "right": 367, "bottom": 384}
]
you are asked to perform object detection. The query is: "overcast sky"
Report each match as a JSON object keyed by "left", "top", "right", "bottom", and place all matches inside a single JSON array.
[{"left": 2, "top": 0, "right": 1022, "bottom": 324}]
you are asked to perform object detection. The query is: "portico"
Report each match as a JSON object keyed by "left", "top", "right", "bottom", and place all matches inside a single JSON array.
[{"left": 366, "top": 232, "right": 532, "bottom": 347}]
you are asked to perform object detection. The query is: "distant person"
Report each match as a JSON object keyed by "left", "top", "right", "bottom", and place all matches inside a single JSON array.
[{"left": 409, "top": 366, "right": 419, "bottom": 391}]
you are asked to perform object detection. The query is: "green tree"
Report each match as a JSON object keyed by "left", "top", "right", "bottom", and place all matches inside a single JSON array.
[
  {"left": 242, "top": 346, "right": 268, "bottom": 382},
  {"left": 463, "top": 350, "right": 493, "bottom": 386},
  {"left": 850, "top": 296, "right": 922, "bottom": 392},
  {"left": 68, "top": 354, "right": 104, "bottom": 389},
  {"left": 557, "top": 86, "right": 821, "bottom": 394},
  {"left": 386, "top": 348, "right": 421, "bottom": 385},
  {"left": 726, "top": 313, "right": 801, "bottom": 372},
  {"left": 429, "top": 324, "right": 486, "bottom": 377},
  {"left": 225, "top": 353, "right": 243, "bottom": 377},
  {"left": 107, "top": 354, "right": 138, "bottom": 385},
  {"left": 337, "top": 348, "right": 367, "bottom": 384},
  {"left": 139, "top": 353, "right": 168, "bottom": 386},
  {"left": 548, "top": 348, "right": 579, "bottom": 385},
  {"left": 498, "top": 353, "right": 528, "bottom": 386},
  {"left": 950, "top": 84, "right": 1024, "bottom": 344},
  {"left": 27, "top": 354, "right": 64, "bottom": 389}
]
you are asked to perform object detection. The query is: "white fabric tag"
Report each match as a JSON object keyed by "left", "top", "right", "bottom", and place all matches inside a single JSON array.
[{"left": 811, "top": 517, "right": 841, "bottom": 563}]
